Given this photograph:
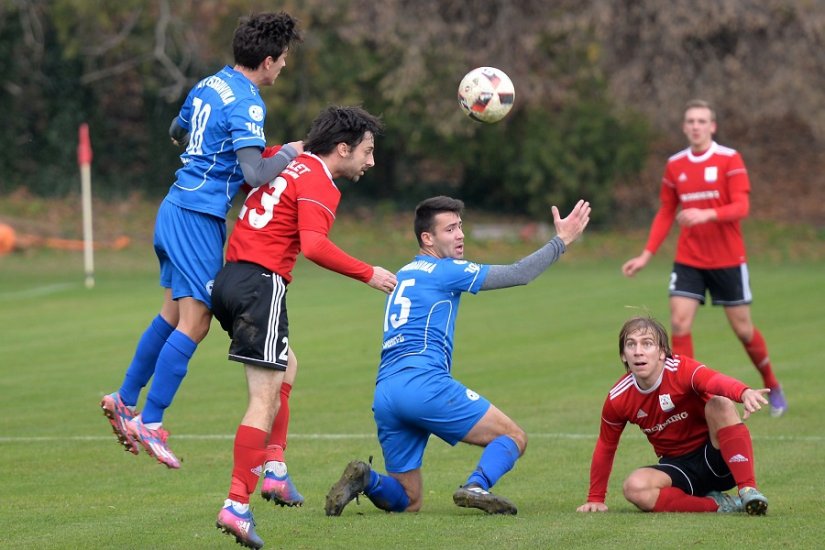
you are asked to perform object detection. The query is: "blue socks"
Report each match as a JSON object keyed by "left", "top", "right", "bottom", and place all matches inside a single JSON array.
[
  {"left": 118, "top": 315, "right": 174, "bottom": 406},
  {"left": 465, "top": 435, "right": 520, "bottom": 490},
  {"left": 364, "top": 470, "right": 410, "bottom": 512},
  {"left": 141, "top": 330, "right": 197, "bottom": 424}
]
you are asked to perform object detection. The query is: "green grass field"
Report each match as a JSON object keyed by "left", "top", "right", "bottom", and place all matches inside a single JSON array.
[{"left": 1, "top": 227, "right": 823, "bottom": 549}]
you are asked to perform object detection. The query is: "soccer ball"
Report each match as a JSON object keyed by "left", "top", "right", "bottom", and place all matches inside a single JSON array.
[{"left": 457, "top": 67, "right": 515, "bottom": 123}]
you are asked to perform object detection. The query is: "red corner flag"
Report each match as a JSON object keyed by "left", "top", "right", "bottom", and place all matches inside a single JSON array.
[
  {"left": 78, "top": 123, "right": 93, "bottom": 165},
  {"left": 78, "top": 123, "right": 95, "bottom": 288}
]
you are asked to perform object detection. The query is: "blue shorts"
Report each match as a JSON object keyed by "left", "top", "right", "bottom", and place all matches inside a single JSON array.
[
  {"left": 154, "top": 199, "right": 226, "bottom": 308},
  {"left": 372, "top": 368, "right": 491, "bottom": 474}
]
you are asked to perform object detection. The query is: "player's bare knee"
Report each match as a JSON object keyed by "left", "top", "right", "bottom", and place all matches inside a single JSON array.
[
  {"left": 705, "top": 396, "right": 740, "bottom": 429},
  {"left": 513, "top": 429, "right": 527, "bottom": 455},
  {"left": 622, "top": 475, "right": 652, "bottom": 510}
]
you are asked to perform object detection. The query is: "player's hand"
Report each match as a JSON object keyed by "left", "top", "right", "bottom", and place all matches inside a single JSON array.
[
  {"left": 676, "top": 208, "right": 715, "bottom": 227},
  {"left": 576, "top": 501, "right": 608, "bottom": 512},
  {"left": 741, "top": 388, "right": 770, "bottom": 419},
  {"left": 621, "top": 251, "right": 652, "bottom": 277},
  {"left": 553, "top": 199, "right": 590, "bottom": 246},
  {"left": 368, "top": 266, "right": 397, "bottom": 294},
  {"left": 171, "top": 133, "right": 190, "bottom": 149},
  {"left": 286, "top": 140, "right": 304, "bottom": 155}
]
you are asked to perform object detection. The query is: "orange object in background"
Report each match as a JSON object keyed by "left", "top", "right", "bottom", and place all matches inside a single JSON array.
[
  {"left": 0, "top": 222, "right": 129, "bottom": 255},
  {"left": 0, "top": 223, "right": 16, "bottom": 254}
]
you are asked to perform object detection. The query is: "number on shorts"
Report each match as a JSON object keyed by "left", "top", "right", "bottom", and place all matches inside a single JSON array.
[{"left": 279, "top": 337, "right": 289, "bottom": 362}]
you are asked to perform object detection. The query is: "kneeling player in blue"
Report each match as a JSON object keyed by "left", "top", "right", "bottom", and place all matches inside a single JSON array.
[{"left": 325, "top": 195, "right": 591, "bottom": 515}]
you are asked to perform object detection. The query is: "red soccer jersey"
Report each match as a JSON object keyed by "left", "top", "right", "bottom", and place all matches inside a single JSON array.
[
  {"left": 585, "top": 355, "right": 748, "bottom": 503},
  {"left": 644, "top": 141, "right": 750, "bottom": 269},
  {"left": 225, "top": 148, "right": 372, "bottom": 283}
]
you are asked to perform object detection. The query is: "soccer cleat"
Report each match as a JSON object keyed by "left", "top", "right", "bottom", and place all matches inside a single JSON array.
[
  {"left": 453, "top": 483, "right": 518, "bottom": 515},
  {"left": 127, "top": 416, "right": 181, "bottom": 469},
  {"left": 739, "top": 486, "right": 768, "bottom": 516},
  {"left": 216, "top": 500, "right": 264, "bottom": 549},
  {"left": 324, "top": 460, "right": 371, "bottom": 516},
  {"left": 768, "top": 386, "right": 787, "bottom": 418},
  {"left": 261, "top": 469, "right": 304, "bottom": 507},
  {"left": 100, "top": 392, "right": 139, "bottom": 455},
  {"left": 707, "top": 491, "right": 743, "bottom": 513}
]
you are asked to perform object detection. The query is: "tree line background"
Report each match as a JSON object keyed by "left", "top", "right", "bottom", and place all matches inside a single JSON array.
[{"left": 2, "top": 0, "right": 824, "bottom": 227}]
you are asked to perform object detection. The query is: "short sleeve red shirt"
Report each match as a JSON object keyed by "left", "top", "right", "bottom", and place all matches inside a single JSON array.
[{"left": 226, "top": 151, "right": 341, "bottom": 282}]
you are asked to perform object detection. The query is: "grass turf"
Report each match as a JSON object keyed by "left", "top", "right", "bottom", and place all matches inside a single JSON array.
[{"left": 1, "top": 229, "right": 823, "bottom": 549}]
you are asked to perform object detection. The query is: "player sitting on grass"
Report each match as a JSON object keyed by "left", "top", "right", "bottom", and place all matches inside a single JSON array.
[
  {"left": 325, "top": 195, "right": 590, "bottom": 517},
  {"left": 576, "top": 316, "right": 770, "bottom": 515}
]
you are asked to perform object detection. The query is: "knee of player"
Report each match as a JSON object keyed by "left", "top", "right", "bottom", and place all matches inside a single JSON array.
[
  {"left": 705, "top": 395, "right": 737, "bottom": 417},
  {"left": 510, "top": 429, "right": 527, "bottom": 455},
  {"left": 622, "top": 472, "right": 652, "bottom": 507},
  {"left": 705, "top": 395, "right": 740, "bottom": 425},
  {"left": 186, "top": 321, "right": 211, "bottom": 344}
]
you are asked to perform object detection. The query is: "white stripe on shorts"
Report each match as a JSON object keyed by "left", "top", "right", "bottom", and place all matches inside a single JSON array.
[{"left": 263, "top": 274, "right": 287, "bottom": 364}]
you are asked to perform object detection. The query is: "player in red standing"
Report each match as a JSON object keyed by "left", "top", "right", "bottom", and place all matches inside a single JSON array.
[
  {"left": 622, "top": 99, "right": 787, "bottom": 417},
  {"left": 210, "top": 105, "right": 397, "bottom": 549},
  {"left": 576, "top": 316, "right": 770, "bottom": 515}
]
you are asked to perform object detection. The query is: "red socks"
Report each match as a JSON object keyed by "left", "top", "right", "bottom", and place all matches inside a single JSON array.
[
  {"left": 744, "top": 329, "right": 779, "bottom": 388},
  {"left": 717, "top": 423, "right": 757, "bottom": 490},
  {"left": 671, "top": 333, "right": 694, "bottom": 358},
  {"left": 266, "top": 382, "right": 292, "bottom": 463},
  {"left": 228, "top": 425, "right": 268, "bottom": 503},
  {"left": 653, "top": 487, "right": 717, "bottom": 512}
]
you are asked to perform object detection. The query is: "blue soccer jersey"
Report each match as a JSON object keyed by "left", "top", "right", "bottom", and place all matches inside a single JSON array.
[
  {"left": 166, "top": 65, "right": 267, "bottom": 219},
  {"left": 377, "top": 255, "right": 490, "bottom": 383}
]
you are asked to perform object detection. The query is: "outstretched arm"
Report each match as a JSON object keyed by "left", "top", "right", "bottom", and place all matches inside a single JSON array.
[
  {"left": 301, "top": 230, "right": 397, "bottom": 294},
  {"left": 481, "top": 200, "right": 590, "bottom": 290}
]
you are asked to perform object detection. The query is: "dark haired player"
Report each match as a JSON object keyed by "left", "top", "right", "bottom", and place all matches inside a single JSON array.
[
  {"left": 325, "top": 195, "right": 589, "bottom": 517},
  {"left": 100, "top": 12, "right": 304, "bottom": 469},
  {"left": 211, "top": 106, "right": 397, "bottom": 548}
]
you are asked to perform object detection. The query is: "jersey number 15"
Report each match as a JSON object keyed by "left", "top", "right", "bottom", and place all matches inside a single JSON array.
[{"left": 384, "top": 279, "right": 415, "bottom": 331}]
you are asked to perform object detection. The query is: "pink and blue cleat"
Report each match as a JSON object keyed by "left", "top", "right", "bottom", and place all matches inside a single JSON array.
[
  {"left": 127, "top": 416, "right": 181, "bottom": 469},
  {"left": 216, "top": 500, "right": 264, "bottom": 549},
  {"left": 100, "top": 392, "right": 139, "bottom": 455},
  {"left": 261, "top": 468, "right": 304, "bottom": 507}
]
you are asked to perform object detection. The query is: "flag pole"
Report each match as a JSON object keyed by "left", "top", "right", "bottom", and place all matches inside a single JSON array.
[{"left": 78, "top": 123, "right": 95, "bottom": 289}]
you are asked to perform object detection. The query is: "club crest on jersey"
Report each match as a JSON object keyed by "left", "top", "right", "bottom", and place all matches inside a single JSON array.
[
  {"left": 704, "top": 166, "right": 718, "bottom": 183},
  {"left": 248, "top": 105, "right": 264, "bottom": 122},
  {"left": 659, "top": 393, "right": 675, "bottom": 412}
]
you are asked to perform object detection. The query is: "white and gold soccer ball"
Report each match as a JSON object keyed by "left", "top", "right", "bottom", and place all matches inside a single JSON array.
[{"left": 457, "top": 67, "right": 515, "bottom": 123}]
